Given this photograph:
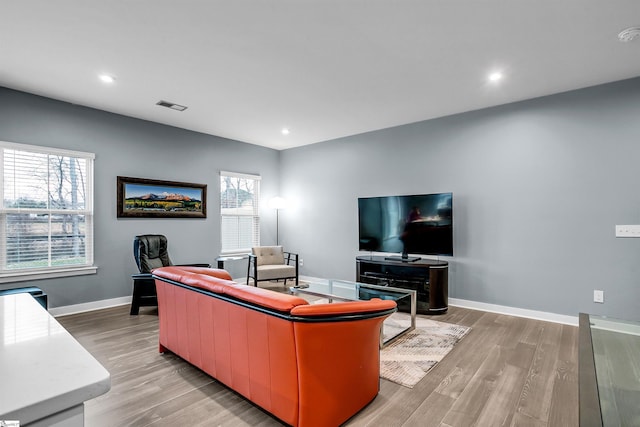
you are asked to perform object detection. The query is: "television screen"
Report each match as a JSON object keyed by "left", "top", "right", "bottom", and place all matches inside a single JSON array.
[{"left": 358, "top": 193, "right": 453, "bottom": 257}]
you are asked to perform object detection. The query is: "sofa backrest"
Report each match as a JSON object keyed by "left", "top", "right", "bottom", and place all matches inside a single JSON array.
[
  {"left": 134, "top": 234, "right": 172, "bottom": 272},
  {"left": 153, "top": 266, "right": 234, "bottom": 293},
  {"left": 153, "top": 266, "right": 309, "bottom": 313}
]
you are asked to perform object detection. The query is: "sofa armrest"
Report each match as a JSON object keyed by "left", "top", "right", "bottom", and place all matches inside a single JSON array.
[
  {"left": 247, "top": 254, "right": 258, "bottom": 286},
  {"left": 284, "top": 252, "right": 299, "bottom": 286},
  {"left": 283, "top": 252, "right": 298, "bottom": 265},
  {"left": 291, "top": 299, "right": 395, "bottom": 426}
]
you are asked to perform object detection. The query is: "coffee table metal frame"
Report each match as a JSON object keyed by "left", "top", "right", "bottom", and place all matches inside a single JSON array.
[{"left": 290, "top": 279, "right": 417, "bottom": 347}]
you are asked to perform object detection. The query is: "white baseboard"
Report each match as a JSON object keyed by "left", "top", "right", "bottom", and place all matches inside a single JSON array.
[
  {"left": 449, "top": 298, "right": 578, "bottom": 326},
  {"left": 299, "top": 275, "right": 578, "bottom": 326},
  {"left": 47, "top": 278, "right": 579, "bottom": 326},
  {"left": 50, "top": 296, "right": 132, "bottom": 317}
]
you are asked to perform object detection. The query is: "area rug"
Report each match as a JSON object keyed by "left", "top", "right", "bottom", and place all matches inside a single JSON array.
[
  {"left": 273, "top": 283, "right": 471, "bottom": 388},
  {"left": 380, "top": 314, "right": 471, "bottom": 388}
]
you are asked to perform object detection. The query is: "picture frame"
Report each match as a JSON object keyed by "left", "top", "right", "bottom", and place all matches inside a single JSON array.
[{"left": 117, "top": 176, "right": 207, "bottom": 218}]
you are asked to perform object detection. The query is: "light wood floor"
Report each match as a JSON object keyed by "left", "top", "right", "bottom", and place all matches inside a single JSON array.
[{"left": 57, "top": 304, "right": 578, "bottom": 427}]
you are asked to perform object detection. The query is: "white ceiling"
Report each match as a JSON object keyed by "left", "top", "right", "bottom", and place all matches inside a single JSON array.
[{"left": 2, "top": 1, "right": 640, "bottom": 150}]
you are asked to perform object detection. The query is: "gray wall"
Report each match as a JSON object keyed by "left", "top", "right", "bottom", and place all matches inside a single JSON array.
[
  {"left": 280, "top": 78, "right": 640, "bottom": 321},
  {"left": 0, "top": 87, "right": 281, "bottom": 307},
  {"left": 3, "top": 79, "right": 640, "bottom": 320}
]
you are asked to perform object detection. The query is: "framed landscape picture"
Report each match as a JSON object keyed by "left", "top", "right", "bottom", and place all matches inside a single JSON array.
[{"left": 117, "top": 176, "right": 207, "bottom": 218}]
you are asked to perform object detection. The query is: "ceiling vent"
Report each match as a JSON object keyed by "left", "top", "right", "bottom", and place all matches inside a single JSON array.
[
  {"left": 156, "top": 100, "right": 188, "bottom": 111},
  {"left": 618, "top": 27, "right": 640, "bottom": 42}
]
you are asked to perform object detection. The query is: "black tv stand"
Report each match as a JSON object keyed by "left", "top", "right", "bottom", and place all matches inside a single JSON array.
[
  {"left": 357, "top": 255, "right": 448, "bottom": 314},
  {"left": 384, "top": 255, "right": 421, "bottom": 262}
]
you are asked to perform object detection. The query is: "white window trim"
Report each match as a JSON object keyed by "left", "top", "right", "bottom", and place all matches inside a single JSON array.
[
  {"left": 220, "top": 170, "right": 262, "bottom": 181},
  {"left": 0, "top": 265, "right": 98, "bottom": 284},
  {"left": 0, "top": 141, "right": 96, "bottom": 282},
  {"left": 0, "top": 141, "right": 96, "bottom": 160}
]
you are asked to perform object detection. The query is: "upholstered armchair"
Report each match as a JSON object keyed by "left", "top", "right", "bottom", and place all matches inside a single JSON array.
[
  {"left": 130, "top": 234, "right": 210, "bottom": 315},
  {"left": 247, "top": 246, "right": 299, "bottom": 288}
]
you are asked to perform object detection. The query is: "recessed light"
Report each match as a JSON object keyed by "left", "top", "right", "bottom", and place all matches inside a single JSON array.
[
  {"left": 99, "top": 74, "right": 116, "bottom": 84},
  {"left": 281, "top": 128, "right": 290, "bottom": 135},
  {"left": 488, "top": 72, "right": 503, "bottom": 83}
]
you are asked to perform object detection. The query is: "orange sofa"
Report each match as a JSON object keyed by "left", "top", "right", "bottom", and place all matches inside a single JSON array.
[{"left": 152, "top": 266, "right": 397, "bottom": 427}]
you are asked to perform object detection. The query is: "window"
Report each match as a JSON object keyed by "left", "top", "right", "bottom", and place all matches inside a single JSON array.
[
  {"left": 220, "top": 171, "right": 260, "bottom": 254},
  {"left": 0, "top": 141, "right": 95, "bottom": 282}
]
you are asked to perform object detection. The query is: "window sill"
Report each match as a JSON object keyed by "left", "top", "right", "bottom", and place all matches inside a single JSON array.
[
  {"left": 0, "top": 266, "right": 98, "bottom": 284},
  {"left": 220, "top": 250, "right": 251, "bottom": 256}
]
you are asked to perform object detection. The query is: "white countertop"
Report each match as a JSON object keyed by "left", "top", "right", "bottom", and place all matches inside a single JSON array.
[{"left": 0, "top": 293, "right": 111, "bottom": 424}]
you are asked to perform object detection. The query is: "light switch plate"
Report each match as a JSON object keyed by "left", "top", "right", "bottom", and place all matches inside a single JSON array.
[
  {"left": 615, "top": 225, "right": 640, "bottom": 238},
  {"left": 594, "top": 290, "right": 604, "bottom": 303}
]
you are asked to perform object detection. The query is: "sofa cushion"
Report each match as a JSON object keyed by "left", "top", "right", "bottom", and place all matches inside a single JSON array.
[{"left": 256, "top": 264, "right": 296, "bottom": 281}]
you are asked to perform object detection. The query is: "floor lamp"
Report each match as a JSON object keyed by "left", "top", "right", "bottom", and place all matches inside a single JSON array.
[{"left": 269, "top": 197, "right": 287, "bottom": 245}]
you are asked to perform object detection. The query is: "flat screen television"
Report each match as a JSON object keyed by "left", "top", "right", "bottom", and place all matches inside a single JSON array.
[{"left": 358, "top": 192, "right": 453, "bottom": 260}]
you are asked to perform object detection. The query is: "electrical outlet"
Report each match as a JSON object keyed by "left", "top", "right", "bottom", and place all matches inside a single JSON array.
[
  {"left": 594, "top": 290, "right": 604, "bottom": 303},
  {"left": 299, "top": 258, "right": 303, "bottom": 267}
]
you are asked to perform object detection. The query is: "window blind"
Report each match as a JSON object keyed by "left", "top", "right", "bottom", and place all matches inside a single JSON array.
[
  {"left": 220, "top": 171, "right": 260, "bottom": 254},
  {"left": 0, "top": 141, "right": 94, "bottom": 277}
]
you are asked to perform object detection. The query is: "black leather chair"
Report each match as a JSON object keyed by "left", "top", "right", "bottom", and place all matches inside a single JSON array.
[{"left": 130, "top": 234, "right": 210, "bottom": 315}]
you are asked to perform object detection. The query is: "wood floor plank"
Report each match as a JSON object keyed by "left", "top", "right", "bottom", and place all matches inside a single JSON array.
[
  {"left": 402, "top": 391, "right": 456, "bottom": 426},
  {"left": 548, "top": 324, "right": 579, "bottom": 427},
  {"left": 510, "top": 412, "right": 548, "bottom": 427},
  {"left": 347, "top": 312, "right": 506, "bottom": 426},
  {"left": 440, "top": 343, "right": 518, "bottom": 426},
  {"left": 56, "top": 304, "right": 579, "bottom": 427},
  {"left": 516, "top": 321, "right": 563, "bottom": 423}
]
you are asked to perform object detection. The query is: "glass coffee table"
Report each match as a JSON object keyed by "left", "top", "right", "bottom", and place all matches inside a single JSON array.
[
  {"left": 290, "top": 279, "right": 416, "bottom": 347},
  {"left": 579, "top": 313, "right": 640, "bottom": 426}
]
